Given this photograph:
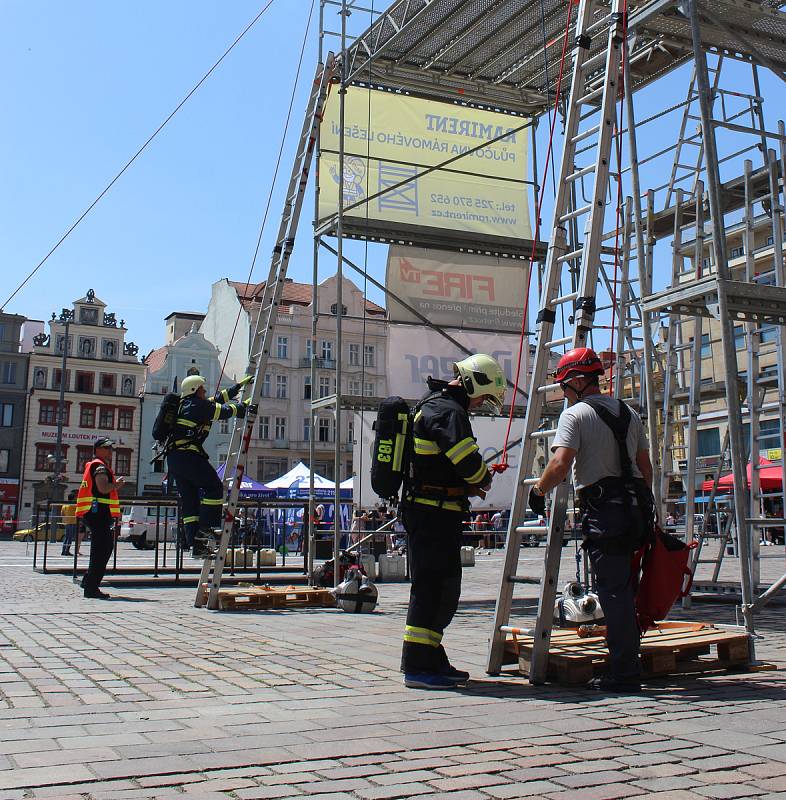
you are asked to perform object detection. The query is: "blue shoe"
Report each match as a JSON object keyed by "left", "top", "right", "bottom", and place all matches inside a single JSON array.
[
  {"left": 404, "top": 672, "right": 456, "bottom": 690},
  {"left": 440, "top": 665, "right": 470, "bottom": 683}
]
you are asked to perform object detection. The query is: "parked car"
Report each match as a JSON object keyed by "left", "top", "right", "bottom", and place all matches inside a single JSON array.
[
  {"left": 119, "top": 506, "right": 178, "bottom": 550},
  {"left": 13, "top": 522, "right": 65, "bottom": 542}
]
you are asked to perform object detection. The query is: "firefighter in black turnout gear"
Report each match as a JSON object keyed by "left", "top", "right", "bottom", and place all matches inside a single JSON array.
[
  {"left": 167, "top": 374, "right": 256, "bottom": 556},
  {"left": 401, "top": 354, "right": 506, "bottom": 690}
]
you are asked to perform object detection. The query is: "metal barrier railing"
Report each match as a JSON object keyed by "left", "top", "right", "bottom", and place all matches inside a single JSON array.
[{"left": 29, "top": 496, "right": 313, "bottom": 583}]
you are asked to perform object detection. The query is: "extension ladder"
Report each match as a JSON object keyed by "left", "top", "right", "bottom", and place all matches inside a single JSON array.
[
  {"left": 487, "top": 0, "right": 627, "bottom": 680},
  {"left": 195, "top": 56, "right": 336, "bottom": 609}
]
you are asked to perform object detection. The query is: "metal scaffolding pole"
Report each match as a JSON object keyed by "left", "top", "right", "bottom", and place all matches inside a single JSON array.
[{"left": 688, "top": 0, "right": 756, "bottom": 646}]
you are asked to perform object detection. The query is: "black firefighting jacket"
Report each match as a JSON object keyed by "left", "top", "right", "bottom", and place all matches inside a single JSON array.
[
  {"left": 406, "top": 378, "right": 492, "bottom": 512},
  {"left": 170, "top": 383, "right": 247, "bottom": 457}
]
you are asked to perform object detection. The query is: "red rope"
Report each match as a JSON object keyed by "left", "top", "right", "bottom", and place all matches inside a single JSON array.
[{"left": 491, "top": 0, "right": 578, "bottom": 474}]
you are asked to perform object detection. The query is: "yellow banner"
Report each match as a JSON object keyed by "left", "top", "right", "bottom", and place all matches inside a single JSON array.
[{"left": 318, "top": 86, "right": 531, "bottom": 240}]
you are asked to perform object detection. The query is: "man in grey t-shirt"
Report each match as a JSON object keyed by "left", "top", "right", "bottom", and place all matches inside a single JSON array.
[{"left": 527, "top": 347, "right": 653, "bottom": 692}]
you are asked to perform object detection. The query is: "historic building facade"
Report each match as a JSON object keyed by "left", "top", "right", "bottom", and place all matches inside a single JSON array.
[
  {"left": 0, "top": 313, "right": 29, "bottom": 531},
  {"left": 200, "top": 275, "right": 388, "bottom": 483},
  {"left": 18, "top": 290, "right": 145, "bottom": 524}
]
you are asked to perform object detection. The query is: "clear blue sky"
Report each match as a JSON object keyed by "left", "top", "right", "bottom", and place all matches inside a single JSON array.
[{"left": 2, "top": 2, "right": 783, "bottom": 357}]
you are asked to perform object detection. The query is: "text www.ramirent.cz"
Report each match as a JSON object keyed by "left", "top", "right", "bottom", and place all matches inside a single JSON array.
[{"left": 430, "top": 209, "right": 517, "bottom": 226}]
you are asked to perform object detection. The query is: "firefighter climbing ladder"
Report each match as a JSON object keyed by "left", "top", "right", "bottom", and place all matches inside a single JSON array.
[
  {"left": 195, "top": 56, "right": 336, "bottom": 609},
  {"left": 486, "top": 0, "right": 628, "bottom": 680}
]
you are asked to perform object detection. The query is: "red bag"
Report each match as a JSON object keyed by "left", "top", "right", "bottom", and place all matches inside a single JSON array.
[{"left": 632, "top": 525, "right": 698, "bottom": 633}]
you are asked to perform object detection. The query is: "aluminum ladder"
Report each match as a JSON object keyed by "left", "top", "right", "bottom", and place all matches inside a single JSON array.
[
  {"left": 487, "top": 0, "right": 627, "bottom": 681},
  {"left": 195, "top": 56, "right": 336, "bottom": 609}
]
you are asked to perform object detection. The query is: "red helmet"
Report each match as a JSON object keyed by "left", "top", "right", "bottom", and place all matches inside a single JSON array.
[{"left": 554, "top": 347, "right": 604, "bottom": 383}]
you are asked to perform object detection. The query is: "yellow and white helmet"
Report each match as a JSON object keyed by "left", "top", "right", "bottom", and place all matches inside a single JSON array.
[
  {"left": 180, "top": 374, "right": 206, "bottom": 398},
  {"left": 453, "top": 354, "right": 506, "bottom": 415}
]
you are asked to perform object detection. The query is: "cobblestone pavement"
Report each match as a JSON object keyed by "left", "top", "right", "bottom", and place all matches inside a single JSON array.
[{"left": 0, "top": 541, "right": 785, "bottom": 800}]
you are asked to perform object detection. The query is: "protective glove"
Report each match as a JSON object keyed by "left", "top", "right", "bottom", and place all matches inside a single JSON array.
[
  {"left": 239, "top": 374, "right": 254, "bottom": 387},
  {"left": 528, "top": 487, "right": 546, "bottom": 517},
  {"left": 243, "top": 399, "right": 258, "bottom": 417}
]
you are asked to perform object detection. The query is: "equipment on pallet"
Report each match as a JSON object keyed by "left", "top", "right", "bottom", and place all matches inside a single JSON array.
[
  {"left": 554, "top": 582, "right": 603, "bottom": 627},
  {"left": 334, "top": 567, "right": 378, "bottom": 613},
  {"left": 312, "top": 550, "right": 364, "bottom": 588}
]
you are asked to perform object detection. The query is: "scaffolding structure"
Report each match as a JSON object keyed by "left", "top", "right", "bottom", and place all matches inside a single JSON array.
[{"left": 202, "top": 0, "right": 786, "bottom": 650}]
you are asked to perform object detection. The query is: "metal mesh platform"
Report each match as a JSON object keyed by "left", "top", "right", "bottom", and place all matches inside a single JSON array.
[{"left": 342, "top": 0, "right": 786, "bottom": 115}]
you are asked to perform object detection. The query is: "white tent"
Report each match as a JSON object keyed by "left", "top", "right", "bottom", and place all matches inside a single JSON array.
[
  {"left": 263, "top": 461, "right": 333, "bottom": 490},
  {"left": 339, "top": 477, "right": 354, "bottom": 490}
]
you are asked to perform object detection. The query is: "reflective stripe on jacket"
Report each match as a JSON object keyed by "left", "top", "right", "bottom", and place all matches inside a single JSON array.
[
  {"left": 170, "top": 383, "right": 246, "bottom": 455},
  {"left": 75, "top": 458, "right": 121, "bottom": 518}
]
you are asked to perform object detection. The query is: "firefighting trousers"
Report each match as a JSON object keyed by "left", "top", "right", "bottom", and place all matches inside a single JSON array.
[
  {"left": 400, "top": 505, "right": 463, "bottom": 674},
  {"left": 167, "top": 450, "right": 224, "bottom": 547},
  {"left": 81, "top": 512, "right": 115, "bottom": 593},
  {"left": 581, "top": 499, "right": 645, "bottom": 681}
]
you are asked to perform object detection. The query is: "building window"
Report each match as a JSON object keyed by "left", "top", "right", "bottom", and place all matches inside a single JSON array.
[
  {"left": 729, "top": 246, "right": 744, "bottom": 259},
  {"left": 219, "top": 419, "right": 229, "bottom": 434},
  {"left": 32, "top": 367, "right": 48, "bottom": 388},
  {"left": 365, "top": 381, "right": 375, "bottom": 397},
  {"left": 275, "top": 375, "right": 288, "bottom": 399},
  {"left": 153, "top": 458, "right": 165, "bottom": 474},
  {"left": 258, "top": 458, "right": 287, "bottom": 482},
  {"left": 276, "top": 336, "right": 289, "bottom": 359},
  {"left": 697, "top": 428, "right": 721, "bottom": 458},
  {"left": 75, "top": 371, "right": 94, "bottom": 393},
  {"left": 38, "top": 400, "right": 58, "bottom": 426},
  {"left": 102, "top": 339, "right": 118, "bottom": 359},
  {"left": 349, "top": 379, "right": 360, "bottom": 395},
  {"left": 35, "top": 444, "right": 56, "bottom": 472},
  {"left": 78, "top": 337, "right": 96, "bottom": 358},
  {"left": 274, "top": 416, "right": 287, "bottom": 440},
  {"left": 321, "top": 340, "right": 333, "bottom": 361},
  {"left": 349, "top": 343, "right": 360, "bottom": 366},
  {"left": 304, "top": 376, "right": 312, "bottom": 400},
  {"left": 303, "top": 418, "right": 310, "bottom": 442},
  {"left": 767, "top": 236, "right": 774, "bottom": 246},
  {"left": 364, "top": 345, "right": 376, "bottom": 367},
  {"left": 0, "top": 362, "right": 16, "bottom": 384},
  {"left": 262, "top": 374, "right": 271, "bottom": 398},
  {"left": 0, "top": 449, "right": 9, "bottom": 473},
  {"left": 734, "top": 325, "right": 746, "bottom": 351},
  {"left": 99, "top": 373, "right": 117, "bottom": 395},
  {"left": 115, "top": 449, "right": 131, "bottom": 476},
  {"left": 758, "top": 419, "right": 781, "bottom": 451},
  {"left": 53, "top": 369, "right": 71, "bottom": 391},
  {"left": 258, "top": 416, "right": 270, "bottom": 439},
  {"left": 118, "top": 408, "right": 134, "bottom": 431},
  {"left": 761, "top": 324, "right": 778, "bottom": 344},
  {"left": 80, "top": 404, "right": 96, "bottom": 428},
  {"left": 306, "top": 339, "right": 313, "bottom": 360},
  {"left": 318, "top": 418, "right": 331, "bottom": 442},
  {"left": 700, "top": 333, "right": 711, "bottom": 358},
  {"left": 347, "top": 420, "right": 354, "bottom": 444},
  {"left": 319, "top": 376, "right": 331, "bottom": 398},
  {"left": 121, "top": 376, "right": 136, "bottom": 396},
  {"left": 0, "top": 404, "right": 12, "bottom": 427},
  {"left": 76, "top": 446, "right": 93, "bottom": 473},
  {"left": 98, "top": 406, "right": 115, "bottom": 429},
  {"left": 330, "top": 303, "right": 347, "bottom": 316}
]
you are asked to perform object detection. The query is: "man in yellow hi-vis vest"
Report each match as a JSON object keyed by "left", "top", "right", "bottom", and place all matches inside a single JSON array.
[{"left": 75, "top": 438, "right": 123, "bottom": 599}]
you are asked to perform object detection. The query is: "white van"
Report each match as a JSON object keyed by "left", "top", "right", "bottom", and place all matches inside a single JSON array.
[{"left": 119, "top": 506, "right": 178, "bottom": 550}]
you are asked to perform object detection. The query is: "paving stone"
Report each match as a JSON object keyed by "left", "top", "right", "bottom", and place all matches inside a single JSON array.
[
  {"left": 691, "top": 786, "right": 764, "bottom": 799},
  {"left": 356, "top": 783, "right": 434, "bottom": 799},
  {"left": 485, "top": 781, "right": 565, "bottom": 798},
  {"left": 428, "top": 772, "right": 512, "bottom": 791},
  {"left": 234, "top": 786, "right": 306, "bottom": 799}
]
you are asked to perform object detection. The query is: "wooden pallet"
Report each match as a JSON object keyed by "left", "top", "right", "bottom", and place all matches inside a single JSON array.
[
  {"left": 504, "top": 621, "right": 751, "bottom": 684},
  {"left": 196, "top": 584, "right": 336, "bottom": 611}
]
